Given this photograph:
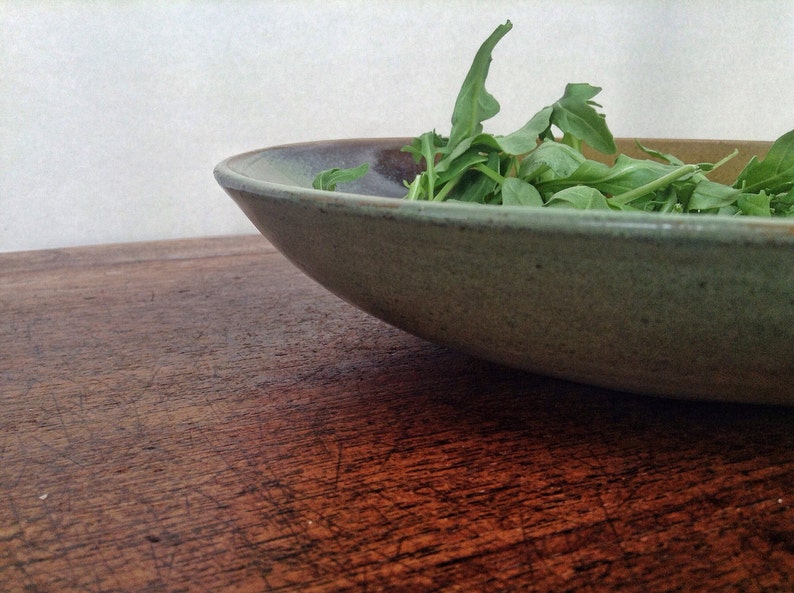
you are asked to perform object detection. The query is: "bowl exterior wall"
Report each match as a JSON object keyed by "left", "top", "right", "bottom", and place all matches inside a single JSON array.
[
  {"left": 216, "top": 139, "right": 794, "bottom": 404},
  {"left": 225, "top": 186, "right": 793, "bottom": 404}
]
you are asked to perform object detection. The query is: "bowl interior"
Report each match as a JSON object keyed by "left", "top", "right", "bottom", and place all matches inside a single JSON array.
[
  {"left": 225, "top": 137, "right": 773, "bottom": 199},
  {"left": 225, "top": 138, "right": 419, "bottom": 198}
]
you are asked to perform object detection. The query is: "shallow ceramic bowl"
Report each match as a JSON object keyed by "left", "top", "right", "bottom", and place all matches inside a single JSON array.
[{"left": 215, "top": 138, "right": 794, "bottom": 405}]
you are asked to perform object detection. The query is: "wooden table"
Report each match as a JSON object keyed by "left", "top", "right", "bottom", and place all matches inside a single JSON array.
[{"left": 2, "top": 235, "right": 792, "bottom": 592}]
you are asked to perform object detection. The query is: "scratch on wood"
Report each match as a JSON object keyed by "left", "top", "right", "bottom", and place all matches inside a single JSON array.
[{"left": 334, "top": 442, "right": 343, "bottom": 490}]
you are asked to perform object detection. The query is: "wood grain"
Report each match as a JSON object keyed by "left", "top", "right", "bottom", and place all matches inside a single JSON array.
[{"left": 1, "top": 235, "right": 792, "bottom": 592}]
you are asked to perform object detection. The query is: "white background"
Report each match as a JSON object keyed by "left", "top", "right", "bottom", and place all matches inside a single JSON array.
[{"left": 2, "top": 0, "right": 793, "bottom": 252}]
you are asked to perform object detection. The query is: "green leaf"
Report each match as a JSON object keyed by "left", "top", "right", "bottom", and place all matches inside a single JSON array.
[
  {"left": 402, "top": 130, "right": 445, "bottom": 163},
  {"left": 495, "top": 106, "right": 553, "bottom": 155},
  {"left": 545, "top": 186, "right": 611, "bottom": 209},
  {"left": 540, "top": 155, "right": 692, "bottom": 197},
  {"left": 549, "top": 83, "right": 617, "bottom": 155},
  {"left": 447, "top": 21, "right": 513, "bottom": 152},
  {"left": 633, "top": 140, "right": 685, "bottom": 166},
  {"left": 610, "top": 162, "right": 699, "bottom": 205},
  {"left": 737, "top": 192, "right": 772, "bottom": 216},
  {"left": 687, "top": 180, "right": 741, "bottom": 212},
  {"left": 312, "top": 163, "right": 369, "bottom": 191},
  {"left": 435, "top": 148, "right": 489, "bottom": 184},
  {"left": 518, "top": 139, "right": 586, "bottom": 181},
  {"left": 435, "top": 132, "right": 500, "bottom": 174},
  {"left": 501, "top": 177, "right": 543, "bottom": 206},
  {"left": 771, "top": 186, "right": 794, "bottom": 216},
  {"left": 448, "top": 152, "right": 501, "bottom": 203},
  {"left": 734, "top": 129, "right": 794, "bottom": 194},
  {"left": 400, "top": 131, "right": 448, "bottom": 200}
]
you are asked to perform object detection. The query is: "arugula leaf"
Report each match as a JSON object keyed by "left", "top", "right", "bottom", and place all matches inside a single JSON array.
[
  {"left": 771, "top": 187, "right": 794, "bottom": 216},
  {"left": 545, "top": 186, "right": 611, "bottom": 209},
  {"left": 403, "top": 131, "right": 442, "bottom": 200},
  {"left": 446, "top": 21, "right": 513, "bottom": 153},
  {"left": 436, "top": 149, "right": 489, "bottom": 185},
  {"left": 687, "top": 180, "right": 742, "bottom": 212},
  {"left": 737, "top": 192, "right": 772, "bottom": 216},
  {"left": 501, "top": 177, "right": 543, "bottom": 206},
  {"left": 733, "top": 129, "right": 794, "bottom": 194},
  {"left": 312, "top": 163, "right": 369, "bottom": 191},
  {"left": 549, "top": 83, "right": 616, "bottom": 155},
  {"left": 609, "top": 161, "right": 699, "bottom": 205},
  {"left": 450, "top": 152, "right": 502, "bottom": 203},
  {"left": 634, "top": 140, "right": 685, "bottom": 166},
  {"left": 494, "top": 106, "right": 553, "bottom": 155},
  {"left": 538, "top": 155, "right": 691, "bottom": 198},
  {"left": 517, "top": 140, "right": 586, "bottom": 182}
]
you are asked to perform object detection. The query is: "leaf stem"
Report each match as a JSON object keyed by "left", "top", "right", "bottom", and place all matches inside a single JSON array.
[
  {"left": 433, "top": 179, "right": 459, "bottom": 201},
  {"left": 610, "top": 164, "right": 699, "bottom": 205},
  {"left": 473, "top": 163, "right": 506, "bottom": 184}
]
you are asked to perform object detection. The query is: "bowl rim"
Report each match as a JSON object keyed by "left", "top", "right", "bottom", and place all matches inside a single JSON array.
[{"left": 214, "top": 138, "right": 794, "bottom": 245}]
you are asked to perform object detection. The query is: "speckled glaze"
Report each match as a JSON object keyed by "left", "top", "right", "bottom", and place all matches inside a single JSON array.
[{"left": 215, "top": 138, "right": 794, "bottom": 405}]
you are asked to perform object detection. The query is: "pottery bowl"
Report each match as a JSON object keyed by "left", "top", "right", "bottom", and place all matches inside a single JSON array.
[{"left": 214, "top": 138, "right": 794, "bottom": 405}]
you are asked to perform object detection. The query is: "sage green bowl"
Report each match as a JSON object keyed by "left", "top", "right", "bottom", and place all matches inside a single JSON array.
[{"left": 214, "top": 138, "right": 794, "bottom": 405}]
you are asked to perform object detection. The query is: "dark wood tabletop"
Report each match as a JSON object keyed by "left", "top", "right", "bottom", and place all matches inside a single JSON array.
[{"left": 1, "top": 235, "right": 792, "bottom": 592}]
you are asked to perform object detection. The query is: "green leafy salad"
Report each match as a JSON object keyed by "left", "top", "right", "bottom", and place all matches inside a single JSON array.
[{"left": 314, "top": 21, "right": 794, "bottom": 216}]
